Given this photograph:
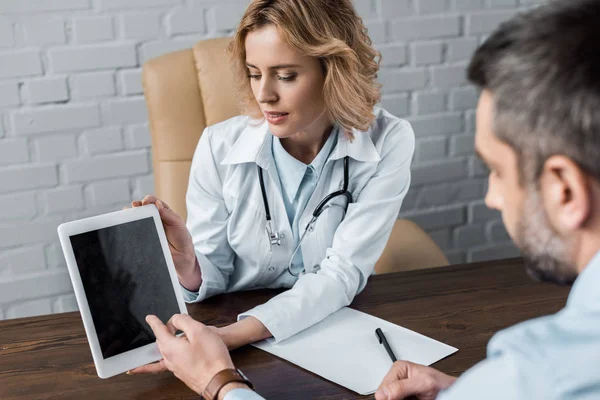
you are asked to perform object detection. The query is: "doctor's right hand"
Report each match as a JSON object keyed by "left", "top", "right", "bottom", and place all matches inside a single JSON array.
[
  {"left": 128, "top": 195, "right": 202, "bottom": 291},
  {"left": 375, "top": 361, "right": 456, "bottom": 400}
]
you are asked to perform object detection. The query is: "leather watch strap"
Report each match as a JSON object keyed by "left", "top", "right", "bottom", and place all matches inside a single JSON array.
[{"left": 202, "top": 368, "right": 254, "bottom": 400}]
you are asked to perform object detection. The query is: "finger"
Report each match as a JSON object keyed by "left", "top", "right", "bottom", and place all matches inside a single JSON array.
[
  {"left": 146, "top": 315, "right": 176, "bottom": 344},
  {"left": 131, "top": 200, "right": 142, "bottom": 207},
  {"left": 167, "top": 314, "right": 205, "bottom": 338},
  {"left": 141, "top": 195, "right": 158, "bottom": 206},
  {"left": 379, "top": 361, "right": 410, "bottom": 389},
  {"left": 377, "top": 378, "right": 423, "bottom": 400},
  {"left": 127, "top": 360, "right": 167, "bottom": 375}
]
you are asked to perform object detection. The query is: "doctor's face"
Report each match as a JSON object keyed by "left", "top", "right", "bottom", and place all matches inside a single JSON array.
[
  {"left": 245, "top": 24, "right": 330, "bottom": 139},
  {"left": 475, "top": 90, "right": 576, "bottom": 284}
]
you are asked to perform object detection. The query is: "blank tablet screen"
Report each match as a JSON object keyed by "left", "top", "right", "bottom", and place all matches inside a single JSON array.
[{"left": 69, "top": 217, "right": 180, "bottom": 359}]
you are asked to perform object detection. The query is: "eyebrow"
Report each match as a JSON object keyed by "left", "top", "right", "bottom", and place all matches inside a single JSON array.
[{"left": 246, "top": 63, "right": 301, "bottom": 70}]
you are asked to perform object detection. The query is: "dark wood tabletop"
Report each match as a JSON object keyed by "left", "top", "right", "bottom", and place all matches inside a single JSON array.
[{"left": 0, "top": 258, "right": 571, "bottom": 400}]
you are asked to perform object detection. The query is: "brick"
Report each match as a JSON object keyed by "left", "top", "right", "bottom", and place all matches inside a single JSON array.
[
  {"left": 416, "top": 180, "right": 484, "bottom": 207},
  {"left": 23, "top": 77, "right": 69, "bottom": 105},
  {"left": 454, "top": 0, "right": 485, "bottom": 10},
  {"left": 445, "top": 250, "right": 465, "bottom": 264},
  {"left": 445, "top": 38, "right": 478, "bottom": 62},
  {"left": 63, "top": 151, "right": 149, "bottom": 183},
  {"left": 487, "top": 219, "right": 511, "bottom": 242},
  {"left": 70, "top": 71, "right": 115, "bottom": 100},
  {"left": 381, "top": 0, "right": 413, "bottom": 18},
  {"left": 417, "top": 0, "right": 450, "bottom": 14},
  {"left": 0, "top": 218, "right": 61, "bottom": 249},
  {"left": 6, "top": 298, "right": 53, "bottom": 319},
  {"left": 377, "top": 44, "right": 407, "bottom": 66},
  {"left": 0, "top": 81, "right": 20, "bottom": 107},
  {"left": 380, "top": 94, "right": 410, "bottom": 118},
  {"left": 139, "top": 38, "right": 198, "bottom": 63},
  {"left": 469, "top": 200, "right": 501, "bottom": 223},
  {"left": 428, "top": 228, "right": 452, "bottom": 250},
  {"left": 0, "top": 245, "right": 46, "bottom": 279},
  {"left": 0, "top": 139, "right": 29, "bottom": 165},
  {"left": 34, "top": 134, "right": 78, "bottom": 163},
  {"left": 390, "top": 16, "right": 460, "bottom": 41},
  {"left": 87, "top": 179, "right": 131, "bottom": 206},
  {"left": 352, "top": 0, "right": 377, "bottom": 19},
  {"left": 53, "top": 293, "right": 78, "bottom": 314},
  {"left": 102, "top": 97, "right": 148, "bottom": 124},
  {"left": 412, "top": 42, "right": 443, "bottom": 65},
  {"left": 466, "top": 110, "right": 476, "bottom": 133},
  {"left": 489, "top": 0, "right": 518, "bottom": 8},
  {"left": 364, "top": 20, "right": 386, "bottom": 44},
  {"left": 11, "top": 104, "right": 100, "bottom": 136},
  {"left": 23, "top": 18, "right": 65, "bottom": 45},
  {"left": 0, "top": 0, "right": 90, "bottom": 13},
  {"left": 0, "top": 50, "right": 42, "bottom": 79},
  {"left": 450, "top": 134, "right": 475, "bottom": 156},
  {"left": 72, "top": 16, "right": 115, "bottom": 43},
  {"left": 401, "top": 206, "right": 466, "bottom": 230},
  {"left": 412, "top": 159, "right": 468, "bottom": 185},
  {"left": 133, "top": 175, "right": 155, "bottom": 199},
  {"left": 49, "top": 43, "right": 137, "bottom": 73},
  {"left": 414, "top": 91, "right": 447, "bottom": 115},
  {"left": 409, "top": 114, "right": 463, "bottom": 137},
  {"left": 432, "top": 64, "right": 468, "bottom": 88},
  {"left": 0, "top": 192, "right": 37, "bottom": 221},
  {"left": 416, "top": 137, "right": 447, "bottom": 163},
  {"left": 455, "top": 223, "right": 486, "bottom": 248},
  {"left": 470, "top": 156, "right": 489, "bottom": 177},
  {"left": 45, "top": 242, "right": 66, "bottom": 269},
  {"left": 44, "top": 186, "right": 84, "bottom": 214},
  {"left": 450, "top": 87, "right": 478, "bottom": 110},
  {"left": 469, "top": 243, "right": 520, "bottom": 263},
  {"left": 0, "top": 164, "right": 57, "bottom": 194},
  {"left": 467, "top": 10, "right": 517, "bottom": 35},
  {"left": 120, "top": 12, "right": 162, "bottom": 40},
  {"left": 399, "top": 187, "right": 418, "bottom": 211},
  {"left": 211, "top": 4, "right": 247, "bottom": 32},
  {"left": 98, "top": 0, "right": 181, "bottom": 10},
  {"left": 124, "top": 124, "right": 151, "bottom": 149},
  {"left": 118, "top": 69, "right": 143, "bottom": 95},
  {"left": 0, "top": 19, "right": 14, "bottom": 47},
  {"left": 379, "top": 69, "right": 427, "bottom": 93},
  {"left": 166, "top": 9, "right": 205, "bottom": 36},
  {"left": 82, "top": 127, "right": 123, "bottom": 154}
]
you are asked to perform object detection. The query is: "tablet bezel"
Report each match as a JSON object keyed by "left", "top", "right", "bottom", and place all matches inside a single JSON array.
[{"left": 57, "top": 204, "right": 188, "bottom": 379}]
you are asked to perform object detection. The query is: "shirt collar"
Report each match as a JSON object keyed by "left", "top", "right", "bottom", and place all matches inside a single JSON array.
[
  {"left": 220, "top": 117, "right": 382, "bottom": 167},
  {"left": 566, "top": 250, "right": 600, "bottom": 309},
  {"left": 272, "top": 126, "right": 338, "bottom": 201}
]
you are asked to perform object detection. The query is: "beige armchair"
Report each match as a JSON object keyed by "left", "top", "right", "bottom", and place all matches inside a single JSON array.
[{"left": 142, "top": 37, "right": 449, "bottom": 274}]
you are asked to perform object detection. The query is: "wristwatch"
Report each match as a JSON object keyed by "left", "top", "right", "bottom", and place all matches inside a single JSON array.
[{"left": 202, "top": 368, "right": 254, "bottom": 400}]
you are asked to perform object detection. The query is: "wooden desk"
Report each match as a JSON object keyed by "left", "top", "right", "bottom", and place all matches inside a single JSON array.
[{"left": 0, "top": 258, "right": 570, "bottom": 399}]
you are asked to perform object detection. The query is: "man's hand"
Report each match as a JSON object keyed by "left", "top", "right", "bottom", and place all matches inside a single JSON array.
[
  {"left": 375, "top": 361, "right": 456, "bottom": 400},
  {"left": 137, "top": 314, "right": 235, "bottom": 395}
]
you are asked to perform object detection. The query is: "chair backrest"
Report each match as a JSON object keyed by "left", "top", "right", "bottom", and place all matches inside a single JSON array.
[{"left": 143, "top": 37, "right": 240, "bottom": 220}]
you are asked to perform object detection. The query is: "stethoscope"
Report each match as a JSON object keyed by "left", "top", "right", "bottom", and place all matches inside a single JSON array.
[{"left": 257, "top": 156, "right": 352, "bottom": 277}]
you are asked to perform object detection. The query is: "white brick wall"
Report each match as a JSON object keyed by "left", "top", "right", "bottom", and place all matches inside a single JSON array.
[{"left": 0, "top": 0, "right": 545, "bottom": 320}]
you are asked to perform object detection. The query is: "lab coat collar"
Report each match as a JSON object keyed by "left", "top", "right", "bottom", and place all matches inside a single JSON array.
[{"left": 220, "top": 118, "right": 381, "bottom": 168}]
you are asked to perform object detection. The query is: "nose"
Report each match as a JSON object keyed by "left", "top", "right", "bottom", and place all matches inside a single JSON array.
[
  {"left": 256, "top": 78, "right": 278, "bottom": 104},
  {"left": 484, "top": 180, "right": 502, "bottom": 211}
]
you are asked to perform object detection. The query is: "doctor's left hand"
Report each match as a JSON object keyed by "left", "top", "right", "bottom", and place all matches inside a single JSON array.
[{"left": 129, "top": 314, "right": 235, "bottom": 395}]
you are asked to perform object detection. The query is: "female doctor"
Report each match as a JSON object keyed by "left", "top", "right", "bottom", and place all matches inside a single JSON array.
[{"left": 129, "top": 0, "right": 415, "bottom": 374}]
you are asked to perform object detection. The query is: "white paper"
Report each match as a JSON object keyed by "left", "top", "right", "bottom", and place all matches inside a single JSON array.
[{"left": 253, "top": 307, "right": 458, "bottom": 395}]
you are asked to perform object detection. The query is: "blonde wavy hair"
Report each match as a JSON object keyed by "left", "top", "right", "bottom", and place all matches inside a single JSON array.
[{"left": 227, "top": 0, "right": 381, "bottom": 136}]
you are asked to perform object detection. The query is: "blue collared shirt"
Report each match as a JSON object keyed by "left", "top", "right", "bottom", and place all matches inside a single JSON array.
[
  {"left": 271, "top": 127, "right": 338, "bottom": 275},
  {"left": 225, "top": 253, "right": 600, "bottom": 400},
  {"left": 438, "top": 251, "right": 600, "bottom": 399}
]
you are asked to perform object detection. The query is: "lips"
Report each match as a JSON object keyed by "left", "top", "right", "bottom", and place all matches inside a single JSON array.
[
  {"left": 265, "top": 111, "right": 288, "bottom": 117},
  {"left": 264, "top": 111, "right": 289, "bottom": 125}
]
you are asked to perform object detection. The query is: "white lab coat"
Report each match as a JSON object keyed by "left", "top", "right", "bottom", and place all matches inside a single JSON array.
[{"left": 182, "top": 107, "right": 415, "bottom": 342}]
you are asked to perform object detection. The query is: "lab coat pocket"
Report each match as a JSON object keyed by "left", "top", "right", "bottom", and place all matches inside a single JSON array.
[{"left": 314, "top": 201, "right": 346, "bottom": 252}]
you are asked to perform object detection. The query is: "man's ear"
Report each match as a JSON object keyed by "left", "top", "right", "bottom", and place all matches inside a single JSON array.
[{"left": 539, "top": 155, "right": 591, "bottom": 234}]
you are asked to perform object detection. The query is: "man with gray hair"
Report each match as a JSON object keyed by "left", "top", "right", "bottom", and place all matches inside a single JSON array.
[{"left": 140, "top": 0, "right": 600, "bottom": 399}]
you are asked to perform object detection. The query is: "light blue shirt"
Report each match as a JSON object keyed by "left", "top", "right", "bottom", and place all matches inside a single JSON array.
[
  {"left": 438, "top": 251, "right": 600, "bottom": 400},
  {"left": 271, "top": 126, "right": 338, "bottom": 275},
  {"left": 225, "top": 253, "right": 600, "bottom": 400}
]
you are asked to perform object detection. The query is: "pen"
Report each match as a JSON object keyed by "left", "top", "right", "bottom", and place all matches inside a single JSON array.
[{"left": 375, "top": 327, "right": 397, "bottom": 362}]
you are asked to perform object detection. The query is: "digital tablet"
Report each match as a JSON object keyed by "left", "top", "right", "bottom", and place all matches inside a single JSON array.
[{"left": 57, "top": 204, "right": 188, "bottom": 379}]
